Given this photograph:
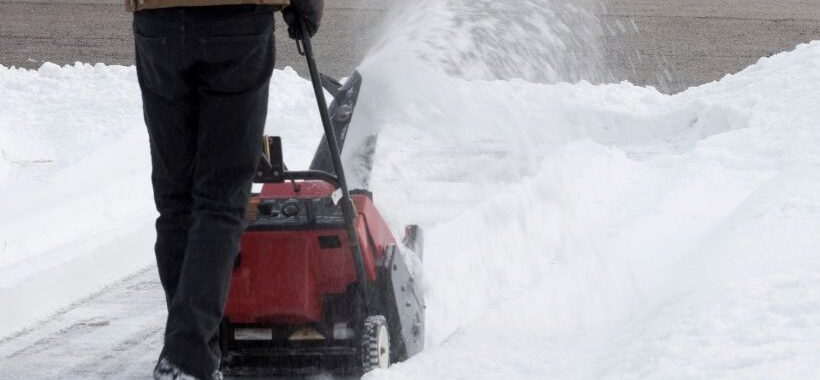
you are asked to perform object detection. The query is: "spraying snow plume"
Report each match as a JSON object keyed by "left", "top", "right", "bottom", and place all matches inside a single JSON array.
[
  {"left": 343, "top": 0, "right": 609, "bottom": 188},
  {"left": 363, "top": 0, "right": 608, "bottom": 83},
  {"left": 344, "top": 0, "right": 633, "bottom": 345}
]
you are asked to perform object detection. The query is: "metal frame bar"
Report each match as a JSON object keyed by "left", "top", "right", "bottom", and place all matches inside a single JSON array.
[{"left": 298, "top": 21, "right": 371, "bottom": 307}]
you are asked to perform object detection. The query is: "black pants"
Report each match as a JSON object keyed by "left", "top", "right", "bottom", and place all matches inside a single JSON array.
[{"left": 133, "top": 5, "right": 274, "bottom": 378}]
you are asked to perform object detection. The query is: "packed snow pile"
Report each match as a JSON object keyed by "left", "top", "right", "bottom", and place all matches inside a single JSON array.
[
  {"left": 345, "top": 1, "right": 820, "bottom": 377},
  {"left": 0, "top": 63, "right": 322, "bottom": 338},
  {"left": 2, "top": 7, "right": 820, "bottom": 380},
  {"left": 356, "top": 35, "right": 820, "bottom": 380},
  {"left": 0, "top": 63, "right": 155, "bottom": 338}
]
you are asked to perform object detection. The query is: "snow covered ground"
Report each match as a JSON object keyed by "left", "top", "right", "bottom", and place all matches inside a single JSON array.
[
  {"left": 357, "top": 38, "right": 820, "bottom": 379},
  {"left": 2, "top": 0, "right": 820, "bottom": 378}
]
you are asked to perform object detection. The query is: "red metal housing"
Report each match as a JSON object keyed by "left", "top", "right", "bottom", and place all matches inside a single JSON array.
[{"left": 224, "top": 180, "right": 397, "bottom": 325}]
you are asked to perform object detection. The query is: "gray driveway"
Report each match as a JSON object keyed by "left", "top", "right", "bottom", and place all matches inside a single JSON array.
[
  {"left": 602, "top": 0, "right": 820, "bottom": 92},
  {"left": 1, "top": 0, "right": 819, "bottom": 92},
  {"left": 0, "top": 0, "right": 389, "bottom": 80}
]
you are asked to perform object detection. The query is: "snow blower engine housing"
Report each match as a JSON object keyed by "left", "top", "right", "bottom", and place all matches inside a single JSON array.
[{"left": 219, "top": 22, "right": 425, "bottom": 376}]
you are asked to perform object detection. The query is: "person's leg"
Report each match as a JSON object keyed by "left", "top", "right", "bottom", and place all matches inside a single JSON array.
[
  {"left": 161, "top": 6, "right": 275, "bottom": 378},
  {"left": 133, "top": 12, "right": 198, "bottom": 311}
]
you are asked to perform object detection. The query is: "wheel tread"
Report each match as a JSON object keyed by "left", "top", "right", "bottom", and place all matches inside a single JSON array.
[{"left": 361, "top": 315, "right": 389, "bottom": 372}]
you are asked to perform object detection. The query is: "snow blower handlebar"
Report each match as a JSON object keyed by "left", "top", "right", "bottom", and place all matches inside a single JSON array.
[{"left": 297, "top": 20, "right": 372, "bottom": 307}]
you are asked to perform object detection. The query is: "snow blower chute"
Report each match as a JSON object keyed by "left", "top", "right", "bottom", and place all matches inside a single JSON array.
[{"left": 219, "top": 21, "right": 425, "bottom": 376}]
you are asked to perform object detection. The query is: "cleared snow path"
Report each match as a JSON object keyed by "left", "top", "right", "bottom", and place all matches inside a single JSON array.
[{"left": 0, "top": 268, "right": 165, "bottom": 379}]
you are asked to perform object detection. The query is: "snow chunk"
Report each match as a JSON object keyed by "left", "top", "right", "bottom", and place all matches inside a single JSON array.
[{"left": 37, "top": 62, "right": 63, "bottom": 78}]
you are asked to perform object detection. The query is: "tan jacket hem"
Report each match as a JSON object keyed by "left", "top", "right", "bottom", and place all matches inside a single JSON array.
[{"left": 126, "top": 0, "right": 289, "bottom": 12}]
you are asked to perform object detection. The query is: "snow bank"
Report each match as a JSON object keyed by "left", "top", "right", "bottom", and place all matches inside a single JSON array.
[
  {"left": 356, "top": 22, "right": 820, "bottom": 380},
  {"left": 338, "top": 1, "right": 820, "bottom": 376},
  {"left": 0, "top": 63, "right": 322, "bottom": 338},
  {"left": 0, "top": 63, "right": 150, "bottom": 337}
]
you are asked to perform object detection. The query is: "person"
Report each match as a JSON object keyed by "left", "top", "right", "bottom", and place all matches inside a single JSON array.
[{"left": 128, "top": 0, "right": 323, "bottom": 379}]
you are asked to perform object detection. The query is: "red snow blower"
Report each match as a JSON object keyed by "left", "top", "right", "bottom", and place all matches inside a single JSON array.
[{"left": 219, "top": 22, "right": 425, "bottom": 376}]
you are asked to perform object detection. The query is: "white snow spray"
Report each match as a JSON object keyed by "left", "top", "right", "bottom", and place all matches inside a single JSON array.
[
  {"left": 362, "top": 0, "right": 609, "bottom": 83},
  {"left": 339, "top": 0, "right": 623, "bottom": 349},
  {"left": 343, "top": 0, "right": 610, "bottom": 187}
]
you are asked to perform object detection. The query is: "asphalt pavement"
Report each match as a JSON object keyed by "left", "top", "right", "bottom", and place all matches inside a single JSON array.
[
  {"left": 0, "top": 0, "right": 390, "bottom": 80},
  {"left": 601, "top": 0, "right": 820, "bottom": 92},
  {"left": 1, "top": 0, "right": 819, "bottom": 92}
]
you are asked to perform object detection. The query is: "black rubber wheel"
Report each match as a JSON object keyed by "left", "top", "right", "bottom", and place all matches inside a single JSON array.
[{"left": 361, "top": 315, "right": 390, "bottom": 372}]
